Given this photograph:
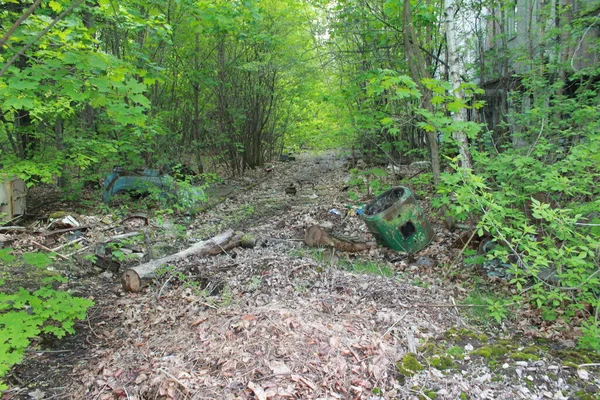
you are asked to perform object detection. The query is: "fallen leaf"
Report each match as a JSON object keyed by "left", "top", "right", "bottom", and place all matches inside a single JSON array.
[
  {"left": 191, "top": 318, "right": 207, "bottom": 327},
  {"left": 248, "top": 381, "right": 267, "bottom": 400},
  {"left": 270, "top": 361, "right": 291, "bottom": 375}
]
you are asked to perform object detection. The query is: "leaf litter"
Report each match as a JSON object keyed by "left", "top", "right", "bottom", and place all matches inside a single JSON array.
[{"left": 5, "top": 152, "right": 599, "bottom": 399}]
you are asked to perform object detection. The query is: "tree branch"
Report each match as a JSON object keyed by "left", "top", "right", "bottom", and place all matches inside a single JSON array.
[
  {"left": 0, "top": 0, "right": 86, "bottom": 78},
  {"left": 0, "top": 0, "right": 44, "bottom": 49}
]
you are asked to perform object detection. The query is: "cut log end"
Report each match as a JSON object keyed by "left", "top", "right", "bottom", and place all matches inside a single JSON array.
[{"left": 122, "top": 269, "right": 143, "bottom": 293}]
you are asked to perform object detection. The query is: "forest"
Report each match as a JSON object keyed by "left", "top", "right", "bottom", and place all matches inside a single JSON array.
[{"left": 1, "top": 0, "right": 599, "bottom": 398}]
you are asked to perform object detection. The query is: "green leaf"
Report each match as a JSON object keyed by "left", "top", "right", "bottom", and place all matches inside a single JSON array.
[
  {"left": 22, "top": 253, "right": 53, "bottom": 268},
  {"left": 48, "top": 1, "right": 62, "bottom": 12}
]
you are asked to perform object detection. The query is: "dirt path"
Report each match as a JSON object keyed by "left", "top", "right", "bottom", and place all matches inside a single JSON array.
[{"left": 6, "top": 152, "right": 599, "bottom": 400}]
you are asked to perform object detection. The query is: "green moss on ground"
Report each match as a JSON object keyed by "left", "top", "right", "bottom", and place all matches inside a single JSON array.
[
  {"left": 443, "top": 327, "right": 488, "bottom": 342},
  {"left": 428, "top": 355, "right": 455, "bottom": 370},
  {"left": 471, "top": 345, "right": 508, "bottom": 358},
  {"left": 396, "top": 353, "right": 424, "bottom": 378},
  {"left": 509, "top": 351, "right": 540, "bottom": 361}
]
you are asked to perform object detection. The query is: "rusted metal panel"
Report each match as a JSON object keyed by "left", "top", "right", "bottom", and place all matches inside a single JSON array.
[{"left": 0, "top": 177, "right": 26, "bottom": 220}]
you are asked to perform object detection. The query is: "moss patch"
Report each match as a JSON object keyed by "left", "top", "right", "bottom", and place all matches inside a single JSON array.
[
  {"left": 509, "top": 351, "right": 539, "bottom": 361},
  {"left": 396, "top": 353, "right": 424, "bottom": 378},
  {"left": 428, "top": 355, "right": 455, "bottom": 370},
  {"left": 443, "top": 327, "right": 488, "bottom": 342},
  {"left": 554, "top": 350, "right": 593, "bottom": 365},
  {"left": 471, "top": 345, "right": 509, "bottom": 358}
]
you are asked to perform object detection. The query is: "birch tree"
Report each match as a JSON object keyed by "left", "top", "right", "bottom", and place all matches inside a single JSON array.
[{"left": 444, "top": 0, "right": 473, "bottom": 169}]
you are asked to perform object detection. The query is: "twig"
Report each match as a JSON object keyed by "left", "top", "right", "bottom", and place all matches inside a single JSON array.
[
  {"left": 412, "top": 303, "right": 493, "bottom": 308},
  {"left": 0, "top": 226, "right": 27, "bottom": 232},
  {"left": 31, "top": 240, "right": 69, "bottom": 260},
  {"left": 158, "top": 368, "right": 191, "bottom": 392},
  {"left": 526, "top": 117, "right": 546, "bottom": 158},
  {"left": 406, "top": 326, "right": 417, "bottom": 354},
  {"left": 43, "top": 225, "right": 89, "bottom": 236},
  {"left": 560, "top": 363, "right": 600, "bottom": 369},
  {"left": 107, "top": 231, "right": 141, "bottom": 241},
  {"left": 571, "top": 15, "right": 599, "bottom": 72},
  {"left": 444, "top": 228, "right": 477, "bottom": 278},
  {"left": 87, "top": 313, "right": 101, "bottom": 339},
  {"left": 156, "top": 275, "right": 174, "bottom": 300},
  {"left": 93, "top": 384, "right": 108, "bottom": 400},
  {"left": 25, "top": 349, "right": 73, "bottom": 353},
  {"left": 51, "top": 237, "right": 84, "bottom": 252},
  {"left": 65, "top": 246, "right": 90, "bottom": 257},
  {"left": 381, "top": 311, "right": 409, "bottom": 339},
  {"left": 44, "top": 391, "right": 69, "bottom": 400}
]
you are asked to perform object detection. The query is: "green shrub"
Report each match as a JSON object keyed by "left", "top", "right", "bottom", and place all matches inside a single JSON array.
[{"left": 0, "top": 250, "right": 94, "bottom": 390}]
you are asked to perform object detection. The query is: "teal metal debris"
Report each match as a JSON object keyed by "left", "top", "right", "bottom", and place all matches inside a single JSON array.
[{"left": 360, "top": 186, "right": 434, "bottom": 253}]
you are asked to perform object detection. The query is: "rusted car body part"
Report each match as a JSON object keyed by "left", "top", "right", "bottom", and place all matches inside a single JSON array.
[
  {"left": 360, "top": 186, "right": 434, "bottom": 253},
  {"left": 103, "top": 168, "right": 172, "bottom": 204}
]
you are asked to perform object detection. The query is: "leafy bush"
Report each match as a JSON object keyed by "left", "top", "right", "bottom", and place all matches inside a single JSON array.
[
  {"left": 436, "top": 146, "right": 599, "bottom": 350},
  {"left": 0, "top": 250, "right": 94, "bottom": 390}
]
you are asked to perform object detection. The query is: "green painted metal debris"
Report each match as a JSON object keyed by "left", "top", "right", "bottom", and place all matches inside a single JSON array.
[{"left": 360, "top": 186, "right": 434, "bottom": 252}]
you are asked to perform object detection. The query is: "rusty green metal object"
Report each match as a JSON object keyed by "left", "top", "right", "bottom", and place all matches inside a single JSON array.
[{"left": 360, "top": 186, "right": 434, "bottom": 253}]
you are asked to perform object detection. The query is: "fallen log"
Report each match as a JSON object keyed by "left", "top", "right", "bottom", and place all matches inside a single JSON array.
[
  {"left": 304, "top": 225, "right": 375, "bottom": 253},
  {"left": 122, "top": 229, "right": 243, "bottom": 292}
]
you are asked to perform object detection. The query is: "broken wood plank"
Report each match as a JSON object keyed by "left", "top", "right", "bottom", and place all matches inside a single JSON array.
[{"left": 121, "top": 229, "right": 243, "bottom": 293}]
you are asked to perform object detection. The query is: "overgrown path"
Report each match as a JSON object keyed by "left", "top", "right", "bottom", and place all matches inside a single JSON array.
[{"left": 9, "top": 152, "right": 599, "bottom": 399}]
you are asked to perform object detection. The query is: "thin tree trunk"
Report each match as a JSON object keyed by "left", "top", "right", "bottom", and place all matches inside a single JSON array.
[
  {"left": 55, "top": 118, "right": 65, "bottom": 188},
  {"left": 403, "top": 0, "right": 441, "bottom": 184},
  {"left": 444, "top": 0, "right": 473, "bottom": 169}
]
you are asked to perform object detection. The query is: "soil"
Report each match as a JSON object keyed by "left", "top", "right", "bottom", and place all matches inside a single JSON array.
[{"left": 2, "top": 151, "right": 599, "bottom": 400}]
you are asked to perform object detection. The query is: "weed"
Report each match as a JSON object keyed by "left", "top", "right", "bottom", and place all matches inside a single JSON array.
[{"left": 347, "top": 261, "right": 393, "bottom": 277}]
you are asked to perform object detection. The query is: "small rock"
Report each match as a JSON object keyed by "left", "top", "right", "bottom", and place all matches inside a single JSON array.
[
  {"left": 516, "top": 368, "right": 523, "bottom": 378},
  {"left": 502, "top": 363, "right": 510, "bottom": 369},
  {"left": 415, "top": 256, "right": 435, "bottom": 268},
  {"left": 28, "top": 389, "right": 45, "bottom": 400},
  {"left": 526, "top": 375, "right": 534, "bottom": 381},
  {"left": 518, "top": 386, "right": 531, "bottom": 395},
  {"left": 100, "top": 271, "right": 114, "bottom": 280},
  {"left": 577, "top": 369, "right": 590, "bottom": 380},
  {"left": 554, "top": 390, "right": 567, "bottom": 400},
  {"left": 585, "top": 384, "right": 598, "bottom": 393},
  {"left": 464, "top": 343, "right": 474, "bottom": 352},
  {"left": 515, "top": 361, "right": 528, "bottom": 367}
]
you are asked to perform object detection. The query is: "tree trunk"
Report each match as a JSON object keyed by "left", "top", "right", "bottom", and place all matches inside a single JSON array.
[
  {"left": 403, "top": 0, "right": 441, "bottom": 184},
  {"left": 121, "top": 229, "right": 242, "bottom": 292},
  {"left": 444, "top": 0, "right": 473, "bottom": 169},
  {"left": 55, "top": 118, "right": 65, "bottom": 188}
]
